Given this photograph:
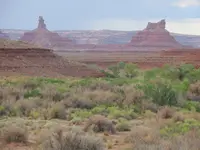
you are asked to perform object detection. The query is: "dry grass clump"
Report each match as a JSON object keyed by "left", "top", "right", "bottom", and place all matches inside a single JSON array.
[
  {"left": 23, "top": 81, "right": 38, "bottom": 90},
  {"left": 62, "top": 88, "right": 119, "bottom": 109},
  {"left": 49, "top": 103, "right": 67, "bottom": 120},
  {"left": 124, "top": 126, "right": 160, "bottom": 145},
  {"left": 184, "top": 112, "right": 200, "bottom": 121},
  {"left": 157, "top": 106, "right": 175, "bottom": 119},
  {"left": 188, "top": 81, "right": 200, "bottom": 96},
  {"left": 86, "top": 81, "right": 114, "bottom": 91},
  {"left": 0, "top": 86, "right": 24, "bottom": 103},
  {"left": 170, "top": 129, "right": 200, "bottom": 150},
  {"left": 62, "top": 83, "right": 145, "bottom": 110},
  {"left": 15, "top": 99, "right": 37, "bottom": 116},
  {"left": 0, "top": 125, "right": 28, "bottom": 144},
  {"left": 126, "top": 127, "right": 200, "bottom": 150},
  {"left": 143, "top": 101, "right": 159, "bottom": 113},
  {"left": 120, "top": 85, "right": 145, "bottom": 105},
  {"left": 79, "top": 89, "right": 119, "bottom": 106},
  {"left": 83, "top": 115, "right": 116, "bottom": 134},
  {"left": 40, "top": 85, "right": 64, "bottom": 102},
  {"left": 62, "top": 97, "right": 95, "bottom": 109},
  {"left": 39, "top": 127, "right": 105, "bottom": 150},
  {"left": 172, "top": 112, "right": 185, "bottom": 122}
]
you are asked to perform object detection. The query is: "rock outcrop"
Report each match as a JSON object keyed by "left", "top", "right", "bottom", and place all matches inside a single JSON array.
[
  {"left": 20, "top": 16, "right": 75, "bottom": 49},
  {"left": 129, "top": 19, "right": 183, "bottom": 49},
  {"left": 0, "top": 30, "right": 9, "bottom": 39},
  {"left": 0, "top": 39, "right": 103, "bottom": 78}
]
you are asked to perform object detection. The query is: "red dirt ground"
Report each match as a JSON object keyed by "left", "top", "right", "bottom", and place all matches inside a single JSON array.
[{"left": 58, "top": 50, "right": 200, "bottom": 69}]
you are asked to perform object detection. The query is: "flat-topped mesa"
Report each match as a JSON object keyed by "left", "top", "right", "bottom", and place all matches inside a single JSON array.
[
  {"left": 129, "top": 19, "right": 184, "bottom": 49},
  {"left": 20, "top": 16, "right": 75, "bottom": 49}
]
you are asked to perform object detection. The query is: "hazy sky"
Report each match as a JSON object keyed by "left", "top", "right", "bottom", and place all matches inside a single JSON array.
[{"left": 1, "top": 0, "right": 200, "bottom": 35}]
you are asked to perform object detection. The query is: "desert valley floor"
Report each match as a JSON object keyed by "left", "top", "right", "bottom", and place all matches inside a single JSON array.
[{"left": 0, "top": 17, "right": 200, "bottom": 150}]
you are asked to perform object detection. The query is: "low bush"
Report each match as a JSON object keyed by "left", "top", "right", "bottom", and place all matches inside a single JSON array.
[
  {"left": 142, "top": 80, "right": 177, "bottom": 106},
  {"left": 124, "top": 126, "right": 160, "bottom": 145},
  {"left": 160, "top": 119, "right": 200, "bottom": 137},
  {"left": 173, "top": 112, "right": 185, "bottom": 123},
  {"left": 116, "top": 122, "right": 131, "bottom": 132},
  {"left": 182, "top": 101, "right": 200, "bottom": 112},
  {"left": 14, "top": 99, "right": 37, "bottom": 117},
  {"left": 187, "top": 81, "right": 200, "bottom": 96},
  {"left": 49, "top": 103, "right": 67, "bottom": 119},
  {"left": 1, "top": 125, "right": 28, "bottom": 143},
  {"left": 40, "top": 128, "right": 105, "bottom": 150},
  {"left": 131, "top": 129, "right": 200, "bottom": 150},
  {"left": 107, "top": 106, "right": 137, "bottom": 120},
  {"left": 157, "top": 106, "right": 175, "bottom": 119},
  {"left": 24, "top": 89, "right": 41, "bottom": 99}
]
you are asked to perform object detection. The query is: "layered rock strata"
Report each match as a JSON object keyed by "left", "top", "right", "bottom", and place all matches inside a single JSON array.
[
  {"left": 129, "top": 19, "right": 183, "bottom": 49},
  {"left": 20, "top": 16, "right": 75, "bottom": 49},
  {"left": 0, "top": 39, "right": 103, "bottom": 78}
]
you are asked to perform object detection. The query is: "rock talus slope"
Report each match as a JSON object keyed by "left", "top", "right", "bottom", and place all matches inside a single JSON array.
[{"left": 0, "top": 39, "right": 103, "bottom": 77}]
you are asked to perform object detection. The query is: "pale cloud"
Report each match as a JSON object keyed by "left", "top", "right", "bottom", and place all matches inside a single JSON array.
[
  {"left": 172, "top": 0, "right": 200, "bottom": 8},
  {"left": 90, "top": 18, "right": 200, "bottom": 35},
  {"left": 166, "top": 18, "right": 200, "bottom": 35}
]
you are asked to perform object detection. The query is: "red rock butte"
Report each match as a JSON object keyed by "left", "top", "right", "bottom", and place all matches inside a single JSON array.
[
  {"left": 20, "top": 16, "right": 75, "bottom": 49},
  {"left": 128, "top": 19, "right": 184, "bottom": 49}
]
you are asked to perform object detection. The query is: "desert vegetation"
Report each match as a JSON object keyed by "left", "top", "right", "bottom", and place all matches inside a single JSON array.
[{"left": 0, "top": 62, "right": 200, "bottom": 150}]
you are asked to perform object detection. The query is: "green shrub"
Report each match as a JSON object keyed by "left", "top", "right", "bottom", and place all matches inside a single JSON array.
[
  {"left": 70, "top": 109, "right": 92, "bottom": 120},
  {"left": 70, "top": 117, "right": 83, "bottom": 125},
  {"left": 144, "top": 68, "right": 161, "bottom": 80},
  {"left": 35, "top": 78, "right": 65, "bottom": 84},
  {"left": 124, "top": 63, "right": 138, "bottom": 78},
  {"left": 182, "top": 101, "right": 200, "bottom": 112},
  {"left": 108, "top": 107, "right": 137, "bottom": 120},
  {"left": 91, "top": 105, "right": 109, "bottom": 116},
  {"left": 161, "top": 64, "right": 195, "bottom": 81},
  {"left": 116, "top": 122, "right": 131, "bottom": 132},
  {"left": 29, "top": 109, "right": 40, "bottom": 119},
  {"left": 24, "top": 89, "right": 41, "bottom": 98},
  {"left": 0, "top": 105, "right": 6, "bottom": 116},
  {"left": 107, "top": 65, "right": 120, "bottom": 77},
  {"left": 160, "top": 119, "right": 200, "bottom": 137},
  {"left": 142, "top": 80, "right": 177, "bottom": 106}
]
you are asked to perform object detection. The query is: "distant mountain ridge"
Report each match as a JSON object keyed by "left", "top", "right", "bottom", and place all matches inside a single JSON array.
[{"left": 2, "top": 29, "right": 200, "bottom": 48}]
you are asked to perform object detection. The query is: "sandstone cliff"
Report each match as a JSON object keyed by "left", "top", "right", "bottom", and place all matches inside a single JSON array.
[
  {"left": 20, "top": 16, "right": 75, "bottom": 49},
  {"left": 2, "top": 29, "right": 200, "bottom": 48},
  {"left": 129, "top": 20, "right": 184, "bottom": 49}
]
